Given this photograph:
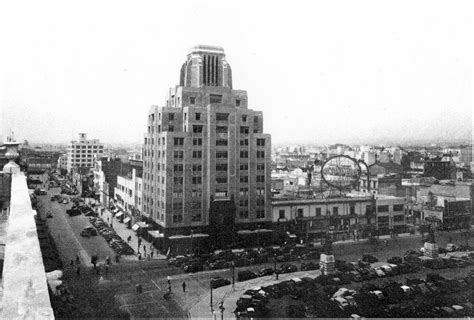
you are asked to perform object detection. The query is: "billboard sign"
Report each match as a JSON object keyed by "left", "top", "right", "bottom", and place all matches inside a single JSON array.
[{"left": 320, "top": 155, "right": 361, "bottom": 190}]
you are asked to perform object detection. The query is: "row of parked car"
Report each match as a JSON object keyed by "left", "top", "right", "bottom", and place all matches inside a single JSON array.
[
  {"left": 88, "top": 217, "right": 134, "bottom": 255},
  {"left": 50, "top": 194, "right": 69, "bottom": 204},
  {"left": 168, "top": 245, "right": 321, "bottom": 273}
]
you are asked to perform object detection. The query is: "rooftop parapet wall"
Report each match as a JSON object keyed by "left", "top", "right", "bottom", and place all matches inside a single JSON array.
[{"left": 1, "top": 173, "right": 54, "bottom": 319}]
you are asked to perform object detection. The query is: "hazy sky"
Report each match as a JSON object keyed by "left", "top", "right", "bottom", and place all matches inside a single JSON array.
[{"left": 0, "top": 0, "right": 472, "bottom": 145}]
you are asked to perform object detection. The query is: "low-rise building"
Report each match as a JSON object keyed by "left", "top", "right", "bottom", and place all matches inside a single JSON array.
[{"left": 114, "top": 157, "right": 143, "bottom": 225}]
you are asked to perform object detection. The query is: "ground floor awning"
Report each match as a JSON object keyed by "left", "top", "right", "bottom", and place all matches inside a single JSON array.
[
  {"left": 237, "top": 229, "right": 273, "bottom": 235},
  {"left": 132, "top": 224, "right": 140, "bottom": 232},
  {"left": 123, "top": 217, "right": 131, "bottom": 224},
  {"left": 148, "top": 230, "right": 164, "bottom": 239},
  {"left": 115, "top": 211, "right": 123, "bottom": 218}
]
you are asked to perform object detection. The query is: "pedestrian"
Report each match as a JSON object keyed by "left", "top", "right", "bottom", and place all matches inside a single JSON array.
[
  {"left": 138, "top": 253, "right": 142, "bottom": 260},
  {"left": 275, "top": 270, "right": 279, "bottom": 280},
  {"left": 151, "top": 250, "right": 154, "bottom": 259},
  {"left": 76, "top": 265, "right": 80, "bottom": 276},
  {"left": 167, "top": 276, "right": 171, "bottom": 285},
  {"left": 182, "top": 281, "right": 186, "bottom": 292},
  {"left": 143, "top": 245, "right": 147, "bottom": 253},
  {"left": 91, "top": 256, "right": 97, "bottom": 270},
  {"left": 105, "top": 264, "right": 109, "bottom": 274},
  {"left": 138, "top": 237, "right": 142, "bottom": 247},
  {"left": 107, "top": 217, "right": 109, "bottom": 223}
]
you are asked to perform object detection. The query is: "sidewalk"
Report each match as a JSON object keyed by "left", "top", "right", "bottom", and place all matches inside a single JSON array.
[
  {"left": 90, "top": 201, "right": 166, "bottom": 261},
  {"left": 188, "top": 269, "right": 322, "bottom": 319}
]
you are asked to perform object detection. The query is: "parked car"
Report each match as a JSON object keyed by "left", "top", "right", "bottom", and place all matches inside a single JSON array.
[
  {"left": 362, "top": 254, "right": 378, "bottom": 263},
  {"left": 258, "top": 268, "right": 274, "bottom": 277},
  {"left": 301, "top": 261, "right": 319, "bottom": 271},
  {"left": 80, "top": 226, "right": 98, "bottom": 237},
  {"left": 237, "top": 270, "right": 258, "bottom": 282},
  {"left": 211, "top": 277, "right": 231, "bottom": 289},
  {"left": 183, "top": 263, "right": 204, "bottom": 273},
  {"left": 446, "top": 244, "right": 458, "bottom": 252}
]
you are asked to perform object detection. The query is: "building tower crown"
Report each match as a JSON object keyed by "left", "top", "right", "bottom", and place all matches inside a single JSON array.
[{"left": 179, "top": 44, "right": 233, "bottom": 89}]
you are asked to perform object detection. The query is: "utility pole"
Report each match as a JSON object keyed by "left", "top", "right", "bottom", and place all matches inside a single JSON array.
[
  {"left": 231, "top": 261, "right": 235, "bottom": 289},
  {"left": 210, "top": 282, "right": 213, "bottom": 313}
]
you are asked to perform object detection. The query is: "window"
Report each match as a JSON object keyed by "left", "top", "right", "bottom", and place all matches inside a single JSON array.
[
  {"left": 240, "top": 126, "right": 249, "bottom": 134},
  {"left": 279, "top": 210, "right": 285, "bottom": 219},
  {"left": 173, "top": 176, "right": 183, "bottom": 185},
  {"left": 191, "top": 214, "right": 201, "bottom": 222},
  {"left": 394, "top": 214, "right": 404, "bottom": 222},
  {"left": 216, "top": 139, "right": 227, "bottom": 146},
  {"left": 216, "top": 126, "right": 228, "bottom": 133},
  {"left": 192, "top": 150, "right": 202, "bottom": 158},
  {"left": 350, "top": 205, "right": 355, "bottom": 215},
  {"left": 256, "top": 209, "right": 265, "bottom": 219},
  {"left": 174, "top": 137, "right": 184, "bottom": 146},
  {"left": 240, "top": 163, "right": 249, "bottom": 171},
  {"left": 193, "top": 125, "right": 203, "bottom": 133},
  {"left": 256, "top": 198, "right": 265, "bottom": 206},
  {"left": 168, "top": 125, "right": 174, "bottom": 132},
  {"left": 257, "top": 150, "right": 265, "bottom": 158},
  {"left": 256, "top": 175, "right": 265, "bottom": 183},
  {"left": 377, "top": 205, "right": 389, "bottom": 212},
  {"left": 216, "top": 177, "right": 227, "bottom": 184},
  {"left": 195, "top": 113, "right": 201, "bottom": 121},
  {"left": 239, "top": 188, "right": 248, "bottom": 196},
  {"left": 216, "top": 113, "right": 229, "bottom": 121},
  {"left": 193, "top": 138, "right": 202, "bottom": 146},
  {"left": 236, "top": 99, "right": 241, "bottom": 107},
  {"left": 192, "top": 176, "right": 202, "bottom": 184},
  {"left": 189, "top": 97, "right": 196, "bottom": 105},
  {"left": 393, "top": 204, "right": 404, "bottom": 211},
  {"left": 216, "top": 163, "right": 228, "bottom": 171},
  {"left": 210, "top": 94, "right": 222, "bottom": 104},
  {"left": 192, "top": 190, "right": 202, "bottom": 198},
  {"left": 168, "top": 113, "right": 175, "bottom": 121},
  {"left": 240, "top": 139, "right": 248, "bottom": 146},
  {"left": 378, "top": 216, "right": 389, "bottom": 224},
  {"left": 257, "top": 138, "right": 265, "bottom": 146},
  {"left": 253, "top": 116, "right": 259, "bottom": 133},
  {"left": 192, "top": 164, "right": 202, "bottom": 172},
  {"left": 297, "top": 208, "right": 304, "bottom": 218},
  {"left": 240, "top": 151, "right": 248, "bottom": 158},
  {"left": 332, "top": 207, "right": 339, "bottom": 215},
  {"left": 173, "top": 164, "right": 183, "bottom": 172},
  {"left": 216, "top": 151, "right": 228, "bottom": 159},
  {"left": 257, "top": 163, "right": 265, "bottom": 171},
  {"left": 173, "top": 150, "right": 184, "bottom": 159},
  {"left": 215, "top": 190, "right": 228, "bottom": 197},
  {"left": 256, "top": 187, "right": 264, "bottom": 195},
  {"left": 240, "top": 176, "right": 249, "bottom": 183},
  {"left": 241, "top": 115, "right": 247, "bottom": 122},
  {"left": 239, "top": 210, "right": 249, "bottom": 219},
  {"left": 173, "top": 202, "right": 183, "bottom": 210},
  {"left": 315, "top": 208, "right": 322, "bottom": 217},
  {"left": 239, "top": 199, "right": 248, "bottom": 206},
  {"left": 173, "top": 215, "right": 183, "bottom": 223}
]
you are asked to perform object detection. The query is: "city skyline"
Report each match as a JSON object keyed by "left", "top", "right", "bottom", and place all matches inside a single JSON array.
[{"left": 1, "top": 0, "right": 472, "bottom": 145}]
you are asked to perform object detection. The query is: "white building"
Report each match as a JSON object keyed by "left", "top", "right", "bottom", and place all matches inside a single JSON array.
[
  {"left": 57, "top": 154, "right": 67, "bottom": 172},
  {"left": 92, "top": 157, "right": 109, "bottom": 207},
  {"left": 66, "top": 133, "right": 104, "bottom": 173},
  {"left": 115, "top": 167, "right": 143, "bottom": 218}
]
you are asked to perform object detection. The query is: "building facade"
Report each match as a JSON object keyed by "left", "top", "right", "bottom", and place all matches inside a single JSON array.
[
  {"left": 114, "top": 156, "right": 143, "bottom": 222},
  {"left": 66, "top": 133, "right": 104, "bottom": 173},
  {"left": 142, "top": 45, "right": 271, "bottom": 239}
]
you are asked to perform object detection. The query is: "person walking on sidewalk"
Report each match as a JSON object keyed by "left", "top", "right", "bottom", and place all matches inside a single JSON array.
[{"left": 182, "top": 281, "right": 186, "bottom": 292}]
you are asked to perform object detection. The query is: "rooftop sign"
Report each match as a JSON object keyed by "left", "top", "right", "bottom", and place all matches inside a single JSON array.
[{"left": 321, "top": 155, "right": 361, "bottom": 190}]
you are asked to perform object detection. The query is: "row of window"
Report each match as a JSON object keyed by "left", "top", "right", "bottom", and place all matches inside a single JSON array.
[{"left": 239, "top": 209, "right": 265, "bottom": 219}]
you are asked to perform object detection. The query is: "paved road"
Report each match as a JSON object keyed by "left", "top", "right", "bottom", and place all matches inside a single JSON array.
[{"left": 36, "top": 188, "right": 116, "bottom": 266}]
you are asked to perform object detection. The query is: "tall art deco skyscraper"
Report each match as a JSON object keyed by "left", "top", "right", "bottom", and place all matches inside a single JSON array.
[{"left": 142, "top": 45, "right": 271, "bottom": 241}]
